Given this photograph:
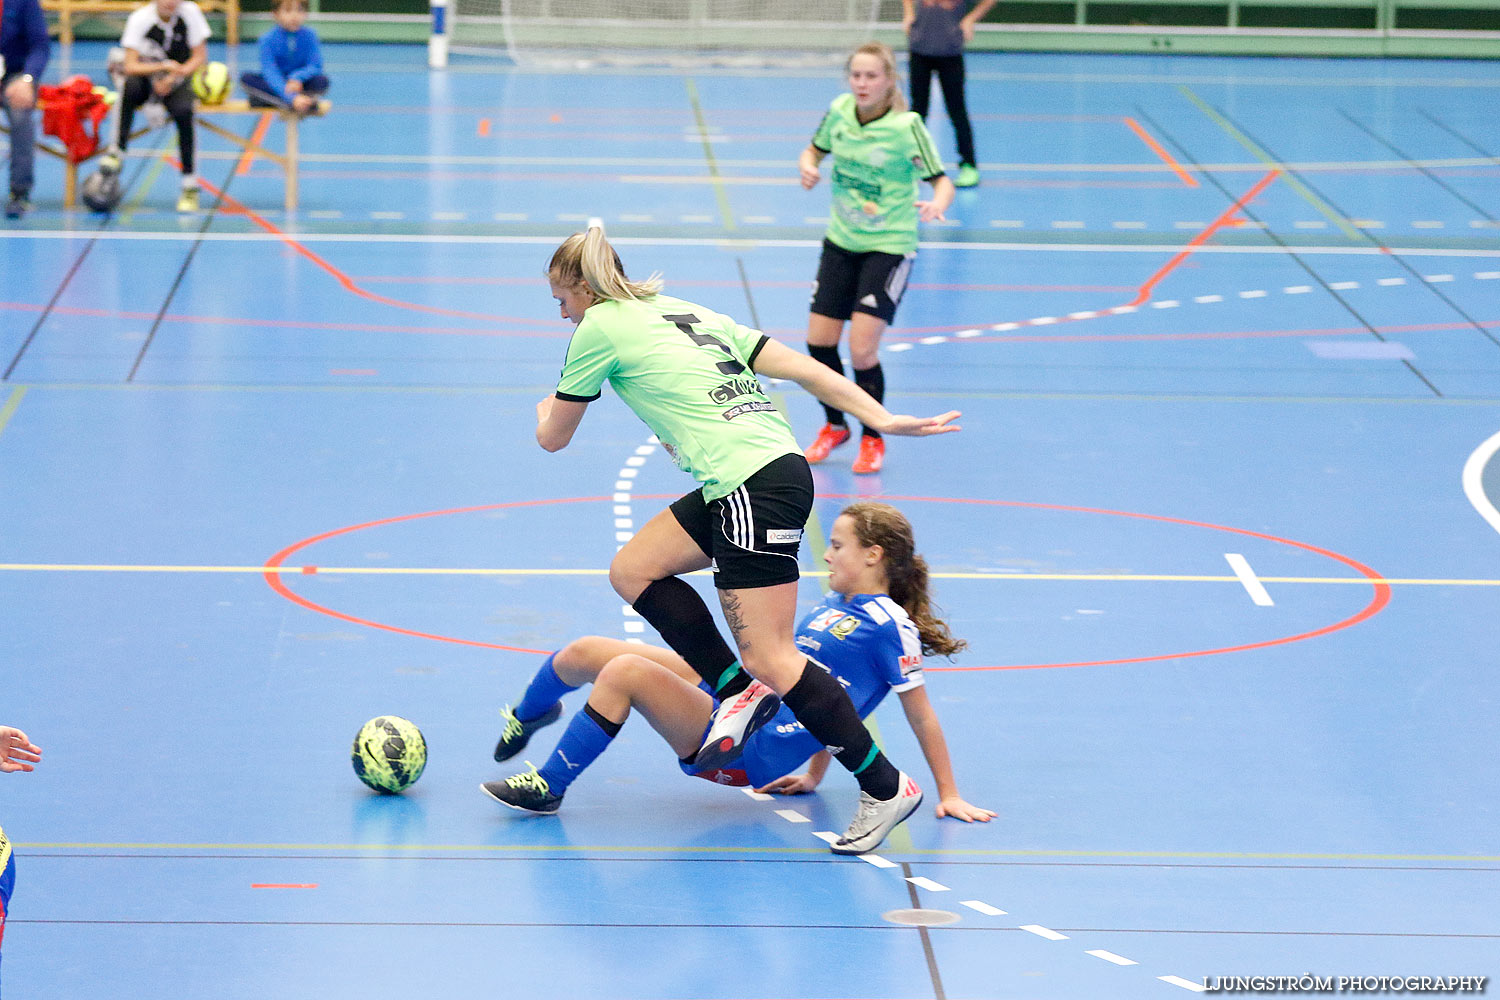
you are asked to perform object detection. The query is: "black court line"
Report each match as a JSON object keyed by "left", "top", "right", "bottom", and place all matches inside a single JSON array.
[
  {"left": 1415, "top": 109, "right": 1500, "bottom": 163},
  {"left": 124, "top": 124, "right": 258, "bottom": 383},
  {"left": 1335, "top": 109, "right": 1500, "bottom": 352},
  {"left": 13, "top": 919, "right": 1499, "bottom": 939},
  {"left": 27, "top": 853, "right": 1500, "bottom": 872},
  {"left": 735, "top": 256, "right": 762, "bottom": 331},
  {"left": 1136, "top": 106, "right": 1445, "bottom": 399},
  {"left": 2, "top": 137, "right": 168, "bottom": 382},
  {"left": 1204, "top": 103, "right": 1494, "bottom": 386},
  {"left": 901, "top": 861, "right": 949, "bottom": 1000}
]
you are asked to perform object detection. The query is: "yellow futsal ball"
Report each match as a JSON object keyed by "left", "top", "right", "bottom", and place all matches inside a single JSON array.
[
  {"left": 192, "top": 61, "right": 231, "bottom": 104},
  {"left": 351, "top": 716, "right": 427, "bottom": 794}
]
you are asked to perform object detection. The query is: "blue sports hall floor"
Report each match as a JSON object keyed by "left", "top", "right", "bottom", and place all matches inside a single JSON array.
[{"left": 1, "top": 39, "right": 1498, "bottom": 999}]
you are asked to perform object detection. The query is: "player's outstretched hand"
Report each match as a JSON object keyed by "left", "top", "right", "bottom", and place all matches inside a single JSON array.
[
  {"left": 755, "top": 772, "right": 820, "bottom": 796},
  {"left": 0, "top": 726, "right": 41, "bottom": 773},
  {"left": 936, "top": 795, "right": 995, "bottom": 822},
  {"left": 917, "top": 199, "right": 947, "bottom": 223},
  {"left": 881, "top": 410, "right": 961, "bottom": 437}
]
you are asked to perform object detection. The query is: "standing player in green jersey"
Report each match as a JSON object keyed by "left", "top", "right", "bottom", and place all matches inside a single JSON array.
[
  {"left": 525, "top": 227, "right": 960, "bottom": 853},
  {"left": 799, "top": 41, "right": 955, "bottom": 475}
]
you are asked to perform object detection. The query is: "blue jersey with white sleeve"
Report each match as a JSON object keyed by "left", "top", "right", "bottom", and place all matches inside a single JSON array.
[{"left": 685, "top": 592, "right": 925, "bottom": 788}]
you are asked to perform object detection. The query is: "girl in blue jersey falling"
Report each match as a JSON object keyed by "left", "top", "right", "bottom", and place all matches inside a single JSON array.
[
  {"left": 506, "top": 228, "right": 963, "bottom": 854},
  {"left": 485, "top": 502, "right": 995, "bottom": 836}
]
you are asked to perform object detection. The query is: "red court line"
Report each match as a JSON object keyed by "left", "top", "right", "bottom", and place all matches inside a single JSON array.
[
  {"left": 838, "top": 495, "right": 1391, "bottom": 674},
  {"left": 235, "top": 112, "right": 275, "bottom": 176},
  {"left": 252, "top": 883, "right": 318, "bottom": 889},
  {"left": 194, "top": 175, "right": 544, "bottom": 327},
  {"left": 1126, "top": 169, "right": 1280, "bottom": 308},
  {"left": 477, "top": 117, "right": 492, "bottom": 137},
  {"left": 1122, "top": 117, "right": 1199, "bottom": 188}
]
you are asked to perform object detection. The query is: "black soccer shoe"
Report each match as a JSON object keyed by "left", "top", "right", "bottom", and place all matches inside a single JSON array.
[{"left": 493, "top": 702, "right": 563, "bottom": 762}]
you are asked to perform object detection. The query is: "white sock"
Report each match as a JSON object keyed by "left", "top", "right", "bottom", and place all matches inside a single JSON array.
[{"left": 181, "top": 174, "right": 198, "bottom": 190}]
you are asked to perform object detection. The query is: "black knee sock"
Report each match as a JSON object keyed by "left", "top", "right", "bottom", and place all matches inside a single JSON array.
[
  {"left": 807, "top": 344, "right": 847, "bottom": 427},
  {"left": 584, "top": 702, "right": 623, "bottom": 739},
  {"left": 853, "top": 364, "right": 885, "bottom": 440},
  {"left": 631, "top": 577, "right": 749, "bottom": 697},
  {"left": 781, "top": 660, "right": 900, "bottom": 799}
]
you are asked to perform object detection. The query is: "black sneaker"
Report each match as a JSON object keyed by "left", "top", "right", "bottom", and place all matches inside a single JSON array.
[
  {"left": 493, "top": 702, "right": 563, "bottom": 762},
  {"left": 5, "top": 192, "right": 29, "bottom": 219},
  {"left": 481, "top": 763, "right": 562, "bottom": 815}
]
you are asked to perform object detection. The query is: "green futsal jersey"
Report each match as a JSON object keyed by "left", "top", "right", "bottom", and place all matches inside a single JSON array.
[
  {"left": 554, "top": 295, "right": 801, "bottom": 501},
  {"left": 811, "top": 93, "right": 946, "bottom": 256}
]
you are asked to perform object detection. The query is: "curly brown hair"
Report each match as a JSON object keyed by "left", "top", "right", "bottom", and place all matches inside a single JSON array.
[{"left": 839, "top": 501, "right": 966, "bottom": 658}]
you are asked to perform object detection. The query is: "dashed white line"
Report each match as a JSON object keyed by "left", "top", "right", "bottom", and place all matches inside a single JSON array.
[
  {"left": 1424, "top": 273, "right": 1454, "bottom": 282},
  {"left": 1294, "top": 220, "right": 1328, "bottom": 229},
  {"left": 1020, "top": 924, "right": 1070, "bottom": 941},
  {"left": 956, "top": 328, "right": 982, "bottom": 338},
  {"left": 1030, "top": 316, "right": 1059, "bottom": 325},
  {"left": 1113, "top": 221, "right": 1147, "bottom": 229},
  {"left": 1238, "top": 290, "right": 1267, "bottom": 298},
  {"left": 1225, "top": 553, "right": 1274, "bottom": 606},
  {"left": 1052, "top": 221, "right": 1086, "bottom": 229},
  {"left": 1088, "top": 950, "right": 1139, "bottom": 966},
  {"left": 960, "top": 899, "right": 1007, "bottom": 916},
  {"left": 1152, "top": 300, "right": 1180, "bottom": 309},
  {"left": 990, "top": 220, "right": 1024, "bottom": 228},
  {"left": 906, "top": 876, "right": 949, "bottom": 892},
  {"left": 1377, "top": 277, "right": 1406, "bottom": 286},
  {"left": 1284, "top": 285, "right": 1313, "bottom": 294},
  {"left": 493, "top": 212, "right": 528, "bottom": 221},
  {"left": 741, "top": 787, "right": 773, "bottom": 801},
  {"left": 1161, "top": 975, "right": 1209, "bottom": 993},
  {"left": 919, "top": 336, "right": 947, "bottom": 345},
  {"left": 1477, "top": 271, "right": 1500, "bottom": 279},
  {"left": 774, "top": 808, "right": 811, "bottom": 824},
  {"left": 1068, "top": 310, "right": 1099, "bottom": 319},
  {"left": 1412, "top": 220, "right": 1445, "bottom": 229},
  {"left": 1330, "top": 281, "right": 1360, "bottom": 290},
  {"left": 1194, "top": 294, "right": 1222, "bottom": 303}
]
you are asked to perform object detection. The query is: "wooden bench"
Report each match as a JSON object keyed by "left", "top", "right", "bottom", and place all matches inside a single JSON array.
[
  {"left": 42, "top": 0, "right": 240, "bottom": 47},
  {"left": 195, "top": 98, "right": 329, "bottom": 212},
  {"left": 1, "top": 98, "right": 325, "bottom": 212}
]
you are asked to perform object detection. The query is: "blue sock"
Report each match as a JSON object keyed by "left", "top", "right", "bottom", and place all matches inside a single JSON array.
[
  {"left": 515, "top": 653, "right": 577, "bottom": 722},
  {"left": 537, "top": 705, "right": 618, "bottom": 795}
]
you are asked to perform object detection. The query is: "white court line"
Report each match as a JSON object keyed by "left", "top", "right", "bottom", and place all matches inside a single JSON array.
[
  {"left": 1161, "top": 975, "right": 1209, "bottom": 992},
  {"left": 1087, "top": 949, "right": 1139, "bottom": 966},
  {"left": 960, "top": 900, "right": 1007, "bottom": 916},
  {"left": 1462, "top": 429, "right": 1500, "bottom": 538},
  {"left": 1225, "top": 553, "right": 1275, "bottom": 606},
  {"left": 1020, "top": 924, "right": 1069, "bottom": 941},
  {"left": 741, "top": 787, "right": 773, "bottom": 801},
  {"left": 774, "top": 809, "right": 811, "bottom": 824},
  {"left": 906, "top": 876, "right": 949, "bottom": 892},
  {"left": 4, "top": 230, "right": 1499, "bottom": 257}
]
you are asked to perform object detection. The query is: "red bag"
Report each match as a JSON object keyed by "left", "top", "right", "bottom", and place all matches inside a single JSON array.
[{"left": 39, "top": 75, "right": 111, "bottom": 163}]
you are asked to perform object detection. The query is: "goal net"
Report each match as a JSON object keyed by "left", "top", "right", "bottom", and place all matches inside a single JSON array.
[{"left": 453, "top": 0, "right": 888, "bottom": 68}]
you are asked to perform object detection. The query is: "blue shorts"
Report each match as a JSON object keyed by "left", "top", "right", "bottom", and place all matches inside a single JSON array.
[
  {"left": 1, "top": 825, "right": 13, "bottom": 988},
  {"left": 678, "top": 693, "right": 823, "bottom": 789}
]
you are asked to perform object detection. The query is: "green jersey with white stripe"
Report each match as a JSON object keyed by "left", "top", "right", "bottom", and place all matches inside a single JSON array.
[
  {"left": 811, "top": 93, "right": 946, "bottom": 255},
  {"left": 554, "top": 295, "right": 801, "bottom": 501}
]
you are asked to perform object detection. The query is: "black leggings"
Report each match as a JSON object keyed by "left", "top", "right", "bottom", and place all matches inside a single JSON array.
[
  {"left": 119, "top": 76, "right": 196, "bottom": 175},
  {"left": 909, "top": 52, "right": 974, "bottom": 168}
]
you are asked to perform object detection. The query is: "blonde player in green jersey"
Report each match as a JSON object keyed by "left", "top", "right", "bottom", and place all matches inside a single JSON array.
[
  {"left": 799, "top": 41, "right": 955, "bottom": 475},
  {"left": 528, "top": 227, "right": 960, "bottom": 854}
]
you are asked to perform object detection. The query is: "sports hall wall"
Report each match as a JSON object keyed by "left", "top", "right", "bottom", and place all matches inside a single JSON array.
[{"left": 48, "top": 0, "right": 1500, "bottom": 58}]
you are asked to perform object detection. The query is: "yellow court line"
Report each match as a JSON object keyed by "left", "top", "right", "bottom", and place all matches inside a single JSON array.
[
  {"left": 1178, "top": 85, "right": 1366, "bottom": 243},
  {"left": 18, "top": 842, "right": 1498, "bottom": 863},
  {"left": 0, "top": 385, "right": 27, "bottom": 437},
  {"left": 1, "top": 563, "right": 1496, "bottom": 586}
]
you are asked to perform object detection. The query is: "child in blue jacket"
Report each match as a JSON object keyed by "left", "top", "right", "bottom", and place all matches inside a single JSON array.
[{"left": 240, "top": 0, "right": 328, "bottom": 113}]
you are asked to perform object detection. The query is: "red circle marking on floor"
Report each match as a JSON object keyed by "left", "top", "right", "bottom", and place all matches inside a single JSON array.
[{"left": 263, "top": 494, "right": 1389, "bottom": 671}]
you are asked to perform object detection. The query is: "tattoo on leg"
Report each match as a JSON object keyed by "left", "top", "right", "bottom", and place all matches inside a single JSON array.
[{"left": 720, "top": 591, "right": 751, "bottom": 652}]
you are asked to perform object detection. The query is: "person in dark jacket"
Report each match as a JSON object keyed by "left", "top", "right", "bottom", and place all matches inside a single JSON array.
[{"left": 1, "top": 0, "right": 51, "bottom": 218}]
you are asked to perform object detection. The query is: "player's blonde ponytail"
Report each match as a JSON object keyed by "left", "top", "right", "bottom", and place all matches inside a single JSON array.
[
  {"left": 840, "top": 501, "right": 966, "bottom": 658},
  {"left": 547, "top": 227, "right": 662, "bottom": 304}
]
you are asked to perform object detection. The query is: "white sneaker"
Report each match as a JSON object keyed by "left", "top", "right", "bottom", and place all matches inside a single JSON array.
[
  {"left": 693, "top": 680, "right": 781, "bottom": 770},
  {"left": 830, "top": 772, "right": 923, "bottom": 855}
]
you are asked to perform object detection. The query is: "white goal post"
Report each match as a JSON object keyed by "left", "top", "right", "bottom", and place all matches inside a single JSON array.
[{"left": 452, "top": 0, "right": 889, "bottom": 67}]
